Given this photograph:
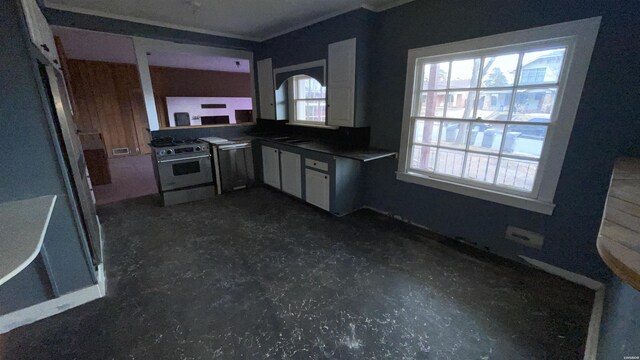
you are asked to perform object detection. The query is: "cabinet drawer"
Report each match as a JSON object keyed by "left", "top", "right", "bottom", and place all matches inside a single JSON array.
[{"left": 305, "top": 158, "right": 328, "bottom": 172}]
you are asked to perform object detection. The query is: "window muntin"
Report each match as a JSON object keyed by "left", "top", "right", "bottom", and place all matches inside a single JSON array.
[
  {"left": 292, "top": 75, "right": 326, "bottom": 123},
  {"left": 407, "top": 44, "right": 568, "bottom": 194}
]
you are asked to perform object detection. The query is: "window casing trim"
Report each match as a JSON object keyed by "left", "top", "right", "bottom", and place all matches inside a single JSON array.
[{"left": 397, "top": 17, "right": 601, "bottom": 215}]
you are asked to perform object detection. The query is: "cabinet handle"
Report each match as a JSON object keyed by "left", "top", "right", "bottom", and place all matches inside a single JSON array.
[{"left": 40, "top": 44, "right": 50, "bottom": 52}]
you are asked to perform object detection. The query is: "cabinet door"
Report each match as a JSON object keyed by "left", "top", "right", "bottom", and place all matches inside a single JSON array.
[
  {"left": 280, "top": 151, "right": 302, "bottom": 198},
  {"left": 261, "top": 145, "right": 280, "bottom": 189},
  {"left": 305, "top": 169, "right": 330, "bottom": 211},
  {"left": 20, "top": 0, "right": 60, "bottom": 68},
  {"left": 257, "top": 58, "right": 276, "bottom": 120},
  {"left": 327, "top": 38, "right": 356, "bottom": 127}
]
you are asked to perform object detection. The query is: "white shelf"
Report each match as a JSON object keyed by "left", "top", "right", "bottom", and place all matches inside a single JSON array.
[{"left": 0, "top": 195, "right": 57, "bottom": 286}]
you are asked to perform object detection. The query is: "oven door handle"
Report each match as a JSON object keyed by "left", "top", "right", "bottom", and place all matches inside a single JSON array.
[{"left": 157, "top": 154, "right": 211, "bottom": 163}]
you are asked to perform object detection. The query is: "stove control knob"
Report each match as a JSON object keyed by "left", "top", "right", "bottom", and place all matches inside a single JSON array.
[
  {"left": 166, "top": 149, "right": 173, "bottom": 155},
  {"left": 195, "top": 146, "right": 201, "bottom": 151},
  {"left": 158, "top": 150, "right": 165, "bottom": 156}
]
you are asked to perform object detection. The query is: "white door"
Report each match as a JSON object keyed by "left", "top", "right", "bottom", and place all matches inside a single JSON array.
[
  {"left": 257, "top": 58, "right": 276, "bottom": 120},
  {"left": 280, "top": 151, "right": 302, "bottom": 198},
  {"left": 305, "top": 169, "right": 330, "bottom": 211},
  {"left": 262, "top": 145, "right": 280, "bottom": 189},
  {"left": 20, "top": 0, "right": 61, "bottom": 68},
  {"left": 327, "top": 38, "right": 356, "bottom": 127}
]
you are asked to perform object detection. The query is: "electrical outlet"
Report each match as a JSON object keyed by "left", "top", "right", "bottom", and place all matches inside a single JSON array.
[{"left": 505, "top": 226, "right": 544, "bottom": 249}]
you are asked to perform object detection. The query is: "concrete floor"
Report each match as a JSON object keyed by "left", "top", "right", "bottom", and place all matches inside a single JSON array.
[
  {"left": 93, "top": 154, "right": 158, "bottom": 205},
  {"left": 0, "top": 187, "right": 593, "bottom": 359}
]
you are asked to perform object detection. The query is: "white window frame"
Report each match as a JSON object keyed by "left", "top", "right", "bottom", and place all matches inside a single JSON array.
[
  {"left": 289, "top": 75, "right": 327, "bottom": 125},
  {"left": 397, "top": 17, "right": 601, "bottom": 215}
]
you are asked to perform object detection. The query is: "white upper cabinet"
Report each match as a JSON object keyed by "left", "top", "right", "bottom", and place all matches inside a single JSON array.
[
  {"left": 327, "top": 38, "right": 356, "bottom": 127},
  {"left": 257, "top": 58, "right": 276, "bottom": 120},
  {"left": 20, "top": 0, "right": 60, "bottom": 69}
]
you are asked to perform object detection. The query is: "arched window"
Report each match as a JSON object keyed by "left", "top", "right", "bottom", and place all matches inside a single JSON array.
[{"left": 291, "top": 75, "right": 326, "bottom": 124}]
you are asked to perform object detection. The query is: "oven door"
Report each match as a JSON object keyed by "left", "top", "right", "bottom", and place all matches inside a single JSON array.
[{"left": 156, "top": 154, "right": 213, "bottom": 191}]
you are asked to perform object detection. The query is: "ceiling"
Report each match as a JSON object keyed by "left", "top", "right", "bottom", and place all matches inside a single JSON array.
[
  {"left": 54, "top": 27, "right": 251, "bottom": 72},
  {"left": 44, "top": 0, "right": 414, "bottom": 41}
]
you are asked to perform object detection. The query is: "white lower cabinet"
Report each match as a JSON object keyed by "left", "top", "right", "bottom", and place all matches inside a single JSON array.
[
  {"left": 262, "top": 145, "right": 281, "bottom": 189},
  {"left": 305, "top": 169, "right": 330, "bottom": 211},
  {"left": 280, "top": 150, "right": 302, "bottom": 198}
]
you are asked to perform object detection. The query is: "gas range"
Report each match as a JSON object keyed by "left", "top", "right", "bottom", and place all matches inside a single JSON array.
[{"left": 150, "top": 137, "right": 214, "bottom": 206}]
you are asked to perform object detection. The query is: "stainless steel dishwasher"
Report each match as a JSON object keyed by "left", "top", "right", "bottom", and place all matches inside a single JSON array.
[{"left": 216, "top": 141, "right": 255, "bottom": 193}]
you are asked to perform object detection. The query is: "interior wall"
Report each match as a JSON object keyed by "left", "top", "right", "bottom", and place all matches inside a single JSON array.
[
  {"left": 0, "top": 0, "right": 95, "bottom": 314},
  {"left": 149, "top": 67, "right": 251, "bottom": 128},
  {"left": 255, "top": 8, "right": 376, "bottom": 127},
  {"left": 43, "top": 8, "right": 257, "bottom": 51},
  {"left": 66, "top": 59, "right": 150, "bottom": 157},
  {"left": 364, "top": 0, "right": 640, "bottom": 281}
]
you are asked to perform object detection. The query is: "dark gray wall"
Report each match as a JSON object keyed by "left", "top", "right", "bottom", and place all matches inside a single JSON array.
[
  {"left": 598, "top": 277, "right": 640, "bottom": 357},
  {"left": 365, "top": 0, "right": 640, "bottom": 281},
  {"left": 43, "top": 8, "right": 257, "bottom": 51},
  {"left": 255, "top": 9, "right": 376, "bottom": 127},
  {"left": 0, "top": 0, "right": 95, "bottom": 314}
]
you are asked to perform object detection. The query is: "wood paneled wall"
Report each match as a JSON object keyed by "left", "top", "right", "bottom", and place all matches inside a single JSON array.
[
  {"left": 66, "top": 60, "right": 150, "bottom": 157},
  {"left": 66, "top": 60, "right": 253, "bottom": 152},
  {"left": 149, "top": 67, "right": 251, "bottom": 128}
]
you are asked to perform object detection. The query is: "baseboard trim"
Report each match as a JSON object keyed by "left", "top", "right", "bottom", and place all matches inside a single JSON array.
[
  {"left": 519, "top": 256, "right": 604, "bottom": 290},
  {"left": 0, "top": 266, "right": 106, "bottom": 334},
  {"left": 583, "top": 286, "right": 605, "bottom": 360}
]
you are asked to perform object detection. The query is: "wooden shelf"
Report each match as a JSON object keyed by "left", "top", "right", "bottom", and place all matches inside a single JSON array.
[
  {"left": 597, "top": 158, "right": 640, "bottom": 291},
  {"left": 0, "top": 195, "right": 56, "bottom": 286}
]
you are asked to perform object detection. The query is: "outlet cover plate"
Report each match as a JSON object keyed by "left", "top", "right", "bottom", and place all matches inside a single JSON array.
[{"left": 506, "top": 225, "right": 544, "bottom": 249}]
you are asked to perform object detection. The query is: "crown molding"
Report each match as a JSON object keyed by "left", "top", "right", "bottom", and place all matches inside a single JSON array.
[{"left": 43, "top": 1, "right": 262, "bottom": 42}]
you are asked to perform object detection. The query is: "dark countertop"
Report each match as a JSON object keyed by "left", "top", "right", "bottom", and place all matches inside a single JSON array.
[{"left": 232, "top": 134, "right": 397, "bottom": 162}]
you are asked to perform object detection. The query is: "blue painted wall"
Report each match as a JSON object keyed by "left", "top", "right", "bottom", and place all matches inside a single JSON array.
[
  {"left": 43, "top": 8, "right": 257, "bottom": 51},
  {"left": 255, "top": 9, "right": 377, "bottom": 127},
  {"left": 364, "top": 0, "right": 640, "bottom": 281},
  {"left": 0, "top": 0, "right": 95, "bottom": 314}
]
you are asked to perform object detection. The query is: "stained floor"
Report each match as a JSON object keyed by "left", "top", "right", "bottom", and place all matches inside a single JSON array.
[
  {"left": 93, "top": 154, "right": 158, "bottom": 205},
  {"left": 0, "top": 187, "right": 593, "bottom": 359}
]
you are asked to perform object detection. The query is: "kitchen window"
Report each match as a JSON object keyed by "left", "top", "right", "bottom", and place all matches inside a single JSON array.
[
  {"left": 397, "top": 18, "right": 601, "bottom": 214},
  {"left": 290, "top": 75, "right": 326, "bottom": 124}
]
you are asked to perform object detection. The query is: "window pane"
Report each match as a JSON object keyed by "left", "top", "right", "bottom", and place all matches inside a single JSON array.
[
  {"left": 416, "top": 91, "right": 445, "bottom": 117},
  {"left": 512, "top": 87, "right": 557, "bottom": 122},
  {"left": 450, "top": 58, "right": 481, "bottom": 88},
  {"left": 476, "top": 90, "right": 512, "bottom": 120},
  {"left": 422, "top": 62, "right": 449, "bottom": 90},
  {"left": 518, "top": 48, "right": 566, "bottom": 85},
  {"left": 502, "top": 125, "right": 547, "bottom": 158},
  {"left": 468, "top": 123, "right": 504, "bottom": 153},
  {"left": 296, "top": 76, "right": 325, "bottom": 99},
  {"left": 413, "top": 119, "right": 440, "bottom": 145},
  {"left": 410, "top": 145, "right": 437, "bottom": 172},
  {"left": 439, "top": 121, "right": 469, "bottom": 149},
  {"left": 435, "top": 148, "right": 465, "bottom": 177},
  {"left": 296, "top": 100, "right": 326, "bottom": 122},
  {"left": 445, "top": 91, "right": 477, "bottom": 119},
  {"left": 496, "top": 157, "right": 538, "bottom": 192},
  {"left": 481, "top": 53, "right": 520, "bottom": 87},
  {"left": 464, "top": 153, "right": 498, "bottom": 183}
]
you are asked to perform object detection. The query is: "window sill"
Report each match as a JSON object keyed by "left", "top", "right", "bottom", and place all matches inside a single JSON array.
[
  {"left": 396, "top": 171, "right": 555, "bottom": 215},
  {"left": 286, "top": 122, "right": 338, "bottom": 130}
]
